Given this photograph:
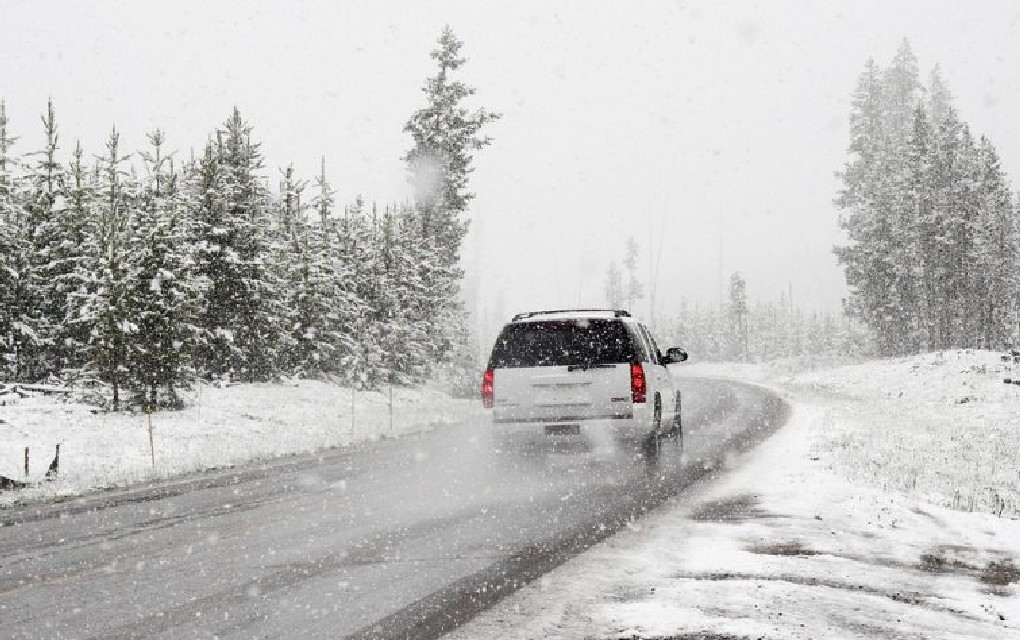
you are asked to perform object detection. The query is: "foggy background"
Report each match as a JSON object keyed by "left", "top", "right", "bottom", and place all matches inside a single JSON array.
[{"left": 3, "top": 0, "right": 1019, "bottom": 342}]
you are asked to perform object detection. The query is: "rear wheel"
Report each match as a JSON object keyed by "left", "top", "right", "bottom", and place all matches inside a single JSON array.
[
  {"left": 642, "top": 395, "right": 663, "bottom": 461},
  {"left": 672, "top": 391, "right": 684, "bottom": 459},
  {"left": 674, "top": 391, "right": 682, "bottom": 432}
]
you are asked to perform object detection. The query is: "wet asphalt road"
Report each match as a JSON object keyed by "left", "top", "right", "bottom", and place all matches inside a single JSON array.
[{"left": 0, "top": 377, "right": 787, "bottom": 640}]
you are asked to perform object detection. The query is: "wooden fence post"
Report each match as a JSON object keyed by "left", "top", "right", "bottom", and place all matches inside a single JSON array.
[
  {"left": 147, "top": 410, "right": 156, "bottom": 472},
  {"left": 388, "top": 383, "right": 394, "bottom": 436}
]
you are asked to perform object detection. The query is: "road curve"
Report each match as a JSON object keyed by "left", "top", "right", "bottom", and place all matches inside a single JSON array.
[{"left": 0, "top": 377, "right": 787, "bottom": 640}]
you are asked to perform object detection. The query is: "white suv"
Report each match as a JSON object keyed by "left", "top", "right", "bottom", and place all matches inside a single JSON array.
[{"left": 481, "top": 309, "right": 687, "bottom": 451}]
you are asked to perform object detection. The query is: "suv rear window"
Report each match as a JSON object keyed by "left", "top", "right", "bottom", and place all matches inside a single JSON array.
[{"left": 487, "top": 319, "right": 636, "bottom": 368}]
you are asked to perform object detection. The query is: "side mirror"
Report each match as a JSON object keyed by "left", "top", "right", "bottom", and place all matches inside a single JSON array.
[{"left": 664, "top": 347, "right": 688, "bottom": 364}]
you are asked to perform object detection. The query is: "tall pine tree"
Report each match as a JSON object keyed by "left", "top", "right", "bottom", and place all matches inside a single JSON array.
[
  {"left": 76, "top": 128, "right": 135, "bottom": 409},
  {"left": 193, "top": 109, "right": 283, "bottom": 382},
  {"left": 404, "top": 26, "right": 500, "bottom": 266},
  {"left": 403, "top": 27, "right": 499, "bottom": 383},
  {"left": 0, "top": 100, "right": 23, "bottom": 378},
  {"left": 20, "top": 100, "right": 69, "bottom": 378},
  {"left": 126, "top": 130, "right": 202, "bottom": 408}
]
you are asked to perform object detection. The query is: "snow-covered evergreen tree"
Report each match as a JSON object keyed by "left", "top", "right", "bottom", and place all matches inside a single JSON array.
[
  {"left": 396, "top": 203, "right": 454, "bottom": 384},
  {"left": 273, "top": 164, "right": 307, "bottom": 372},
  {"left": 622, "top": 237, "right": 643, "bottom": 312},
  {"left": 221, "top": 109, "right": 284, "bottom": 381},
  {"left": 928, "top": 108, "right": 977, "bottom": 349},
  {"left": 432, "top": 300, "right": 479, "bottom": 397},
  {"left": 190, "top": 140, "right": 230, "bottom": 379},
  {"left": 604, "top": 261, "right": 624, "bottom": 309},
  {"left": 883, "top": 40, "right": 921, "bottom": 145},
  {"left": 835, "top": 59, "right": 885, "bottom": 344},
  {"left": 125, "top": 130, "right": 202, "bottom": 408},
  {"left": 309, "top": 161, "right": 361, "bottom": 378},
  {"left": 18, "top": 100, "right": 70, "bottom": 379},
  {"left": 74, "top": 128, "right": 136, "bottom": 409},
  {"left": 904, "top": 103, "right": 935, "bottom": 350},
  {"left": 403, "top": 25, "right": 500, "bottom": 268},
  {"left": 881, "top": 41, "right": 924, "bottom": 354},
  {"left": 375, "top": 203, "right": 408, "bottom": 384},
  {"left": 0, "top": 100, "right": 24, "bottom": 379},
  {"left": 836, "top": 42, "right": 1018, "bottom": 355},
  {"left": 837, "top": 45, "right": 924, "bottom": 355},
  {"left": 402, "top": 27, "right": 499, "bottom": 381},
  {"left": 274, "top": 163, "right": 356, "bottom": 378},
  {"left": 927, "top": 64, "right": 953, "bottom": 130},
  {"left": 338, "top": 197, "right": 386, "bottom": 388},
  {"left": 727, "top": 272, "right": 748, "bottom": 361},
  {"left": 193, "top": 109, "right": 283, "bottom": 383},
  {"left": 58, "top": 141, "right": 99, "bottom": 374},
  {"left": 971, "top": 137, "right": 1020, "bottom": 348}
]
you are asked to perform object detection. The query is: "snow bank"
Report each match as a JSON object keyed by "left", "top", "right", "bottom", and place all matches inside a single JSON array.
[
  {"left": 684, "top": 350, "right": 1020, "bottom": 517},
  {"left": 785, "top": 349, "right": 1020, "bottom": 518},
  {"left": 448, "top": 350, "right": 1020, "bottom": 639},
  {"left": 0, "top": 380, "right": 478, "bottom": 507}
]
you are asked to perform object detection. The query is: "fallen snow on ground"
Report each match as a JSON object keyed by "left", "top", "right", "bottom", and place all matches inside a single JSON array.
[
  {"left": 0, "top": 380, "right": 477, "bottom": 507},
  {"left": 788, "top": 349, "right": 1020, "bottom": 519},
  {"left": 449, "top": 350, "right": 1020, "bottom": 639}
]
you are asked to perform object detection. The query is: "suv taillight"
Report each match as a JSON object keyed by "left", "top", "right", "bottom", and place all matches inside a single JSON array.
[
  {"left": 630, "top": 362, "right": 646, "bottom": 403},
  {"left": 482, "top": 369, "right": 494, "bottom": 408}
]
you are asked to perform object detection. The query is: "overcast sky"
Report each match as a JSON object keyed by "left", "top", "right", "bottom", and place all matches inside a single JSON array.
[{"left": 4, "top": 1, "right": 1020, "bottom": 333}]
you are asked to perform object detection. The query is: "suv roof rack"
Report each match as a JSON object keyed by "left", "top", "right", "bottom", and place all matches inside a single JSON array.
[{"left": 511, "top": 309, "right": 631, "bottom": 322}]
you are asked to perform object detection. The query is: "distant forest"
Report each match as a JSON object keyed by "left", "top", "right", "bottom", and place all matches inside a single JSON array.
[
  {"left": 660, "top": 273, "right": 867, "bottom": 364},
  {"left": 601, "top": 237, "right": 863, "bottom": 363},
  {"left": 0, "top": 27, "right": 498, "bottom": 410}
]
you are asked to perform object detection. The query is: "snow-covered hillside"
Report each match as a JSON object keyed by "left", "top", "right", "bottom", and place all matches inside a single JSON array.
[{"left": 449, "top": 350, "right": 1020, "bottom": 639}]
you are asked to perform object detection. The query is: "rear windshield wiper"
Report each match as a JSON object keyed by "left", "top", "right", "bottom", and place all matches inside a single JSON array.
[{"left": 567, "top": 363, "right": 617, "bottom": 372}]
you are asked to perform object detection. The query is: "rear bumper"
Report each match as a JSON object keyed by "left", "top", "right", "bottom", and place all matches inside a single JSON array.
[
  {"left": 488, "top": 405, "right": 654, "bottom": 447},
  {"left": 492, "top": 412, "right": 632, "bottom": 424}
]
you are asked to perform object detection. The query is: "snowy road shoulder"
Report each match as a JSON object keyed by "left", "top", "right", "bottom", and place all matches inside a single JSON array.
[
  {"left": 0, "top": 380, "right": 479, "bottom": 508},
  {"left": 447, "top": 354, "right": 1020, "bottom": 639}
]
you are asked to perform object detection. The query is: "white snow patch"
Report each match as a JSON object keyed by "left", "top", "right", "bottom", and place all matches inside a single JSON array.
[
  {"left": 0, "top": 380, "right": 479, "bottom": 506},
  {"left": 449, "top": 350, "right": 1020, "bottom": 639}
]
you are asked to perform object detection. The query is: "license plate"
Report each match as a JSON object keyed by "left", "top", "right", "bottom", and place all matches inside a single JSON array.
[{"left": 545, "top": 424, "right": 580, "bottom": 435}]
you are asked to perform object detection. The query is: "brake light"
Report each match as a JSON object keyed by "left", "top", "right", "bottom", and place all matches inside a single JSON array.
[
  {"left": 630, "top": 362, "right": 646, "bottom": 403},
  {"left": 482, "top": 369, "right": 495, "bottom": 408}
]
